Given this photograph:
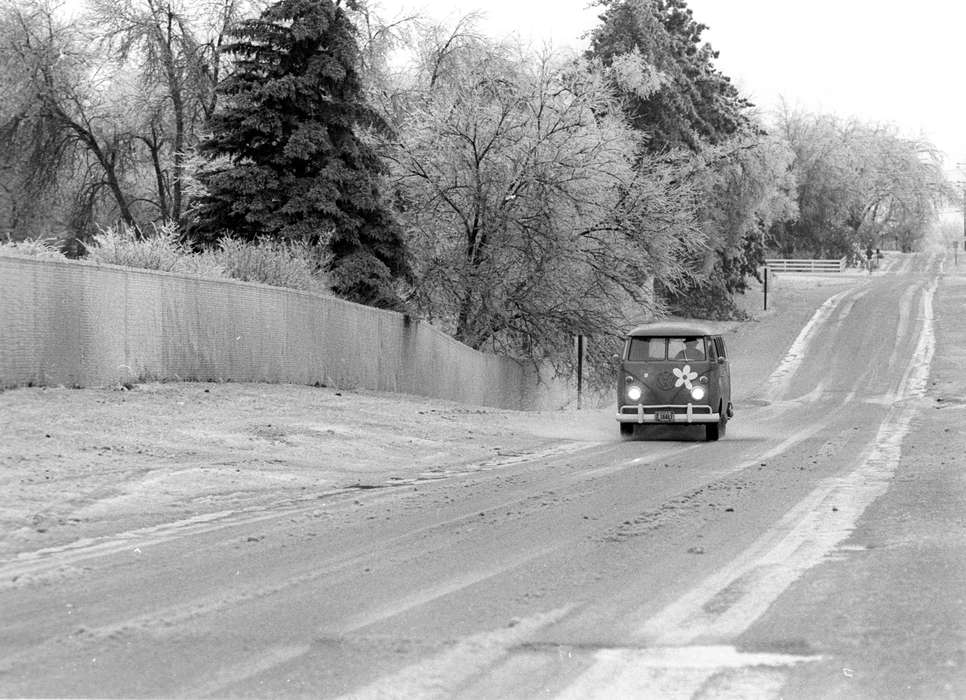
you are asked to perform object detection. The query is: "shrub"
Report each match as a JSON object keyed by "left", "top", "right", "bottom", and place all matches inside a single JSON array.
[
  {"left": 214, "top": 237, "right": 329, "bottom": 293},
  {"left": 80, "top": 223, "right": 331, "bottom": 294},
  {"left": 0, "top": 236, "right": 67, "bottom": 260},
  {"left": 83, "top": 222, "right": 224, "bottom": 277}
]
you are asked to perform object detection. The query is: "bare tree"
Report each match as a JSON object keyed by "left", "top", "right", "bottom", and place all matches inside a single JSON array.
[
  {"left": 0, "top": 0, "right": 253, "bottom": 245},
  {"left": 87, "top": 0, "right": 250, "bottom": 225},
  {"left": 0, "top": 0, "right": 145, "bottom": 241}
]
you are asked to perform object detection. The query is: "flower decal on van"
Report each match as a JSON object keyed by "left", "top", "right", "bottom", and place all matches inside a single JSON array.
[{"left": 673, "top": 365, "right": 698, "bottom": 390}]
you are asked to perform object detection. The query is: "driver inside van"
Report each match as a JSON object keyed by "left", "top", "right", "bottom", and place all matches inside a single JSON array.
[{"left": 675, "top": 338, "right": 704, "bottom": 361}]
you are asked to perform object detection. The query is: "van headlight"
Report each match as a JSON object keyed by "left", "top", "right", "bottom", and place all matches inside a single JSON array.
[
  {"left": 627, "top": 385, "right": 643, "bottom": 402},
  {"left": 690, "top": 385, "right": 706, "bottom": 401}
]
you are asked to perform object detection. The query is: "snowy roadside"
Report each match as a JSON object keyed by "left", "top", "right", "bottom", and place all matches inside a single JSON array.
[{"left": 0, "top": 270, "right": 863, "bottom": 558}]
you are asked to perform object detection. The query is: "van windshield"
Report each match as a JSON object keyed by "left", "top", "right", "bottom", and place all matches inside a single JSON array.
[{"left": 627, "top": 336, "right": 706, "bottom": 361}]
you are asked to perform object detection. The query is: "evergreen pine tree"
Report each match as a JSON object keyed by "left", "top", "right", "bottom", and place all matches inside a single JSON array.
[
  {"left": 587, "top": 0, "right": 751, "bottom": 153},
  {"left": 190, "top": 0, "right": 409, "bottom": 309}
]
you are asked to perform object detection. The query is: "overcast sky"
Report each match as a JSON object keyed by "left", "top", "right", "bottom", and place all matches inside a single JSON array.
[{"left": 407, "top": 0, "right": 966, "bottom": 170}]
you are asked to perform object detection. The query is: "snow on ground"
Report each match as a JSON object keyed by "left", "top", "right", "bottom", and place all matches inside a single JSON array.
[{"left": 0, "top": 268, "right": 866, "bottom": 558}]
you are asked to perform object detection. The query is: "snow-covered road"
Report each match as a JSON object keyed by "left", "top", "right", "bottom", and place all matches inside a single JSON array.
[{"left": 3, "top": 252, "right": 965, "bottom": 698}]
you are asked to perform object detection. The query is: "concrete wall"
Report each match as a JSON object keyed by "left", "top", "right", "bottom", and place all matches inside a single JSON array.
[{"left": 0, "top": 255, "right": 574, "bottom": 410}]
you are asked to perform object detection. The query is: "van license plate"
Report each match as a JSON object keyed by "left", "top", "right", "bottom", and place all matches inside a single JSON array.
[{"left": 656, "top": 410, "right": 675, "bottom": 423}]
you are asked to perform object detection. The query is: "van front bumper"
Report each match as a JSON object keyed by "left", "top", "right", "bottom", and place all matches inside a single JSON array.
[{"left": 617, "top": 404, "right": 720, "bottom": 424}]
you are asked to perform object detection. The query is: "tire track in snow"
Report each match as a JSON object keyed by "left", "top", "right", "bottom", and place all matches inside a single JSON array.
[
  {"left": 559, "top": 276, "right": 937, "bottom": 699},
  {"left": 338, "top": 607, "right": 573, "bottom": 700},
  {"left": 0, "top": 443, "right": 598, "bottom": 589},
  {"left": 763, "top": 287, "right": 855, "bottom": 399}
]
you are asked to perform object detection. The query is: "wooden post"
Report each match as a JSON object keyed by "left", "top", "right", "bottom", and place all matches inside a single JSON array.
[
  {"left": 576, "top": 334, "right": 584, "bottom": 410},
  {"left": 763, "top": 266, "right": 768, "bottom": 311}
]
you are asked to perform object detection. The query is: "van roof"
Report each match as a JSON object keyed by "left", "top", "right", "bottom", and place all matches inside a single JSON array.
[{"left": 627, "top": 321, "right": 715, "bottom": 337}]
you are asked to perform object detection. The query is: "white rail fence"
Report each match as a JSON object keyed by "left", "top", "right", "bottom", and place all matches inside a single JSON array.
[{"left": 765, "top": 257, "right": 847, "bottom": 273}]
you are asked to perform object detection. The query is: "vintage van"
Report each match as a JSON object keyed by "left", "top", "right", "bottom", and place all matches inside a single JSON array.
[{"left": 616, "top": 322, "right": 733, "bottom": 441}]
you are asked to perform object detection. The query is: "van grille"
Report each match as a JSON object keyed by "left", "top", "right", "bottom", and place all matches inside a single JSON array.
[{"left": 620, "top": 404, "right": 713, "bottom": 416}]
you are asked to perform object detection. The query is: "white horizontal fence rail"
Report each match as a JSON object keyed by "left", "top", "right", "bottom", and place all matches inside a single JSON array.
[{"left": 765, "top": 257, "right": 847, "bottom": 273}]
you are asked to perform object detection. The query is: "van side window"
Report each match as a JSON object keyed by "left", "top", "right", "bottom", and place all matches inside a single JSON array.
[{"left": 714, "top": 336, "right": 726, "bottom": 358}]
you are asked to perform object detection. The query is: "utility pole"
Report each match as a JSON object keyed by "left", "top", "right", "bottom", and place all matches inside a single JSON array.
[{"left": 957, "top": 165, "right": 966, "bottom": 255}]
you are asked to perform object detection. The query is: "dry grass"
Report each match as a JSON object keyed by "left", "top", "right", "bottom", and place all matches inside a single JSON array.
[
  {"left": 214, "top": 237, "right": 328, "bottom": 293},
  {"left": 83, "top": 223, "right": 223, "bottom": 276},
  {"left": 0, "top": 236, "right": 67, "bottom": 260},
  {"left": 81, "top": 223, "right": 331, "bottom": 295}
]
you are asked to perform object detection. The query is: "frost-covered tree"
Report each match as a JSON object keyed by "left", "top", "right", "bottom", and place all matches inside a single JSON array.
[
  {"left": 773, "top": 109, "right": 951, "bottom": 258},
  {"left": 661, "top": 134, "right": 798, "bottom": 318},
  {"left": 386, "top": 34, "right": 703, "bottom": 370},
  {"left": 87, "top": 0, "right": 248, "bottom": 226},
  {"left": 586, "top": 0, "right": 751, "bottom": 154},
  {"left": 0, "top": 1, "right": 141, "bottom": 241},
  {"left": 190, "top": 0, "right": 410, "bottom": 309},
  {"left": 584, "top": 0, "right": 786, "bottom": 319},
  {"left": 0, "top": 0, "right": 249, "bottom": 246}
]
